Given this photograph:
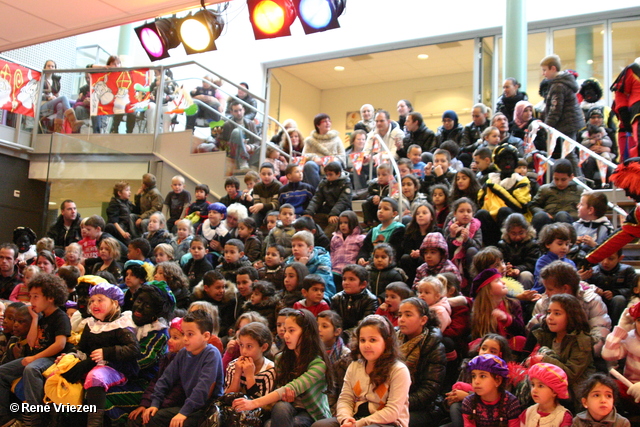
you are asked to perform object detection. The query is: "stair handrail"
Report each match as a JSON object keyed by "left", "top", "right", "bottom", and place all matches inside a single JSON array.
[{"left": 370, "top": 134, "right": 403, "bottom": 222}]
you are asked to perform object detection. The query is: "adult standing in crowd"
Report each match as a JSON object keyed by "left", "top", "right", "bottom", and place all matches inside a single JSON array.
[
  {"left": 0, "top": 243, "right": 20, "bottom": 299},
  {"left": 46, "top": 199, "right": 82, "bottom": 256},
  {"left": 302, "top": 113, "right": 345, "bottom": 187},
  {"left": 397, "top": 99, "right": 413, "bottom": 130},
  {"left": 495, "top": 78, "right": 528, "bottom": 123}
]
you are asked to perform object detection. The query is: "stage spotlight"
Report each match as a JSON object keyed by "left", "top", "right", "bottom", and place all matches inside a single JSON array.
[
  {"left": 179, "top": 9, "right": 225, "bottom": 54},
  {"left": 296, "top": 0, "right": 345, "bottom": 34},
  {"left": 248, "top": 0, "right": 297, "bottom": 40},
  {"left": 134, "top": 18, "right": 180, "bottom": 61}
]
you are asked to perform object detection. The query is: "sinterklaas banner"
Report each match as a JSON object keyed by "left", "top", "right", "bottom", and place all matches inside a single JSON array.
[
  {"left": 90, "top": 68, "right": 149, "bottom": 116},
  {"left": 0, "top": 59, "right": 41, "bottom": 117}
]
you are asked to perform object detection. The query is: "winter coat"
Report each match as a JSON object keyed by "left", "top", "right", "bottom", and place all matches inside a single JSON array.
[
  {"left": 531, "top": 327, "right": 595, "bottom": 399},
  {"left": 602, "top": 326, "right": 640, "bottom": 383},
  {"left": 142, "top": 229, "right": 172, "bottom": 253},
  {"left": 241, "top": 234, "right": 263, "bottom": 263},
  {"left": 477, "top": 172, "right": 531, "bottom": 219},
  {"left": 397, "top": 326, "right": 446, "bottom": 412},
  {"left": 529, "top": 282, "right": 611, "bottom": 356},
  {"left": 368, "top": 262, "right": 407, "bottom": 300},
  {"left": 435, "top": 124, "right": 463, "bottom": 146},
  {"left": 278, "top": 181, "right": 315, "bottom": 216},
  {"left": 399, "top": 124, "right": 437, "bottom": 156},
  {"left": 304, "top": 173, "right": 353, "bottom": 218},
  {"left": 285, "top": 246, "right": 336, "bottom": 297},
  {"left": 263, "top": 223, "right": 296, "bottom": 257},
  {"left": 496, "top": 91, "right": 528, "bottom": 123},
  {"left": 497, "top": 235, "right": 541, "bottom": 274},
  {"left": 106, "top": 197, "right": 135, "bottom": 231},
  {"left": 135, "top": 187, "right": 164, "bottom": 220},
  {"left": 588, "top": 263, "right": 636, "bottom": 298},
  {"left": 252, "top": 180, "right": 283, "bottom": 214},
  {"left": 544, "top": 71, "right": 586, "bottom": 135},
  {"left": 46, "top": 214, "right": 82, "bottom": 250},
  {"left": 243, "top": 296, "right": 277, "bottom": 331},
  {"left": 366, "top": 178, "right": 390, "bottom": 204},
  {"left": 258, "top": 264, "right": 285, "bottom": 291},
  {"left": 573, "top": 217, "right": 614, "bottom": 248},
  {"left": 460, "top": 120, "right": 490, "bottom": 149},
  {"left": 572, "top": 408, "right": 630, "bottom": 427},
  {"left": 331, "top": 288, "right": 379, "bottom": 336},
  {"left": 215, "top": 256, "right": 252, "bottom": 282},
  {"left": 302, "top": 129, "right": 346, "bottom": 165},
  {"left": 330, "top": 227, "right": 366, "bottom": 274},
  {"left": 414, "top": 233, "right": 462, "bottom": 284},
  {"left": 357, "top": 222, "right": 405, "bottom": 265},
  {"left": 530, "top": 182, "right": 582, "bottom": 218}
]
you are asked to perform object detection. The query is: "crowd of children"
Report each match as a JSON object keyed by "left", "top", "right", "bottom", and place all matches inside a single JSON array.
[{"left": 1, "top": 54, "right": 640, "bottom": 427}]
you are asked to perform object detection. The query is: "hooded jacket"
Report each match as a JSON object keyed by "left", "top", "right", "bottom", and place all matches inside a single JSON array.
[
  {"left": 543, "top": 71, "right": 585, "bottom": 135},
  {"left": 496, "top": 91, "right": 528, "bottom": 123},
  {"left": 529, "top": 181, "right": 582, "bottom": 218},
  {"left": 192, "top": 280, "right": 238, "bottom": 337},
  {"left": 285, "top": 246, "right": 336, "bottom": 297},
  {"left": 414, "top": 233, "right": 462, "bottom": 285},
  {"left": 304, "top": 173, "right": 353, "bottom": 218},
  {"left": 368, "top": 261, "right": 407, "bottom": 300}
]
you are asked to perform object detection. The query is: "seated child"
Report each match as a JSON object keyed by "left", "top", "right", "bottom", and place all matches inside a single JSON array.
[
  {"left": 10, "top": 265, "right": 38, "bottom": 303},
  {"left": 367, "top": 243, "right": 407, "bottom": 302},
  {"left": 216, "top": 239, "right": 253, "bottom": 282},
  {"left": 123, "top": 260, "right": 150, "bottom": 311},
  {"left": 153, "top": 261, "right": 190, "bottom": 311},
  {"left": 293, "top": 216, "right": 331, "bottom": 252},
  {"left": 0, "top": 305, "right": 29, "bottom": 364},
  {"left": 153, "top": 243, "right": 174, "bottom": 264},
  {"left": 0, "top": 274, "right": 70, "bottom": 427},
  {"left": 602, "top": 301, "right": 640, "bottom": 410},
  {"left": 234, "top": 266, "right": 259, "bottom": 320},
  {"left": 162, "top": 175, "right": 191, "bottom": 232},
  {"left": 362, "top": 163, "right": 393, "bottom": 227},
  {"left": 262, "top": 204, "right": 297, "bottom": 258},
  {"left": 413, "top": 232, "right": 462, "bottom": 286},
  {"left": 237, "top": 218, "right": 263, "bottom": 263},
  {"left": 420, "top": 148, "right": 457, "bottom": 194},
  {"left": 444, "top": 197, "right": 482, "bottom": 288},
  {"left": 461, "top": 355, "right": 522, "bottom": 427},
  {"left": 224, "top": 322, "right": 275, "bottom": 399},
  {"left": 587, "top": 249, "right": 636, "bottom": 325},
  {"left": 63, "top": 242, "right": 85, "bottom": 276},
  {"left": 528, "top": 261, "right": 610, "bottom": 356},
  {"left": 407, "top": 144, "right": 427, "bottom": 178},
  {"left": 184, "top": 183, "right": 211, "bottom": 229},
  {"left": 417, "top": 276, "right": 452, "bottom": 331},
  {"left": 243, "top": 281, "right": 278, "bottom": 331},
  {"left": 191, "top": 270, "right": 236, "bottom": 338},
  {"left": 220, "top": 176, "right": 244, "bottom": 207},
  {"left": 222, "top": 312, "right": 269, "bottom": 371},
  {"left": 240, "top": 170, "right": 260, "bottom": 209},
  {"left": 257, "top": 244, "right": 285, "bottom": 290},
  {"left": 276, "top": 263, "right": 306, "bottom": 313},
  {"left": 357, "top": 198, "right": 406, "bottom": 266},
  {"left": 573, "top": 191, "right": 614, "bottom": 254},
  {"left": 142, "top": 212, "right": 173, "bottom": 256},
  {"left": 265, "top": 145, "right": 287, "bottom": 178},
  {"left": 529, "top": 159, "right": 582, "bottom": 234},
  {"left": 430, "top": 184, "right": 450, "bottom": 231},
  {"left": 330, "top": 211, "right": 365, "bottom": 275},
  {"left": 303, "top": 161, "right": 353, "bottom": 236},
  {"left": 518, "top": 363, "right": 572, "bottom": 427},
  {"left": 375, "top": 282, "right": 412, "bottom": 326},
  {"left": 285, "top": 230, "right": 335, "bottom": 297},
  {"left": 572, "top": 373, "right": 630, "bottom": 427},
  {"left": 188, "top": 301, "right": 224, "bottom": 353},
  {"left": 330, "top": 264, "right": 378, "bottom": 342},
  {"left": 278, "top": 164, "right": 315, "bottom": 216},
  {"left": 317, "top": 310, "right": 351, "bottom": 415},
  {"left": 182, "top": 236, "right": 214, "bottom": 289},
  {"left": 197, "top": 202, "right": 230, "bottom": 260},
  {"left": 497, "top": 213, "right": 541, "bottom": 291},
  {"left": 473, "top": 146, "right": 497, "bottom": 185},
  {"left": 293, "top": 274, "right": 330, "bottom": 317},
  {"left": 142, "top": 310, "right": 224, "bottom": 427},
  {"left": 128, "top": 317, "right": 187, "bottom": 425},
  {"left": 264, "top": 210, "right": 279, "bottom": 234},
  {"left": 249, "top": 162, "right": 282, "bottom": 228},
  {"left": 533, "top": 223, "right": 576, "bottom": 293}
]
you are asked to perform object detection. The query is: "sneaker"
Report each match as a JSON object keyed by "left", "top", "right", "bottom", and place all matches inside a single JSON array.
[{"left": 237, "top": 160, "right": 250, "bottom": 172}]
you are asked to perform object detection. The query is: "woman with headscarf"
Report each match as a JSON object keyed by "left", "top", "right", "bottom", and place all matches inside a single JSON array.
[
  {"left": 510, "top": 100, "right": 547, "bottom": 152},
  {"left": 435, "top": 110, "right": 463, "bottom": 146}
]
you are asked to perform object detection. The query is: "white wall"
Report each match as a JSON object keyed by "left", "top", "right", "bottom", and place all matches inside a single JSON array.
[{"left": 270, "top": 68, "right": 322, "bottom": 137}]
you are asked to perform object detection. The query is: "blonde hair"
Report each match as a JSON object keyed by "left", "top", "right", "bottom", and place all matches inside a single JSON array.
[
  {"left": 23, "top": 265, "right": 41, "bottom": 278},
  {"left": 471, "top": 285, "right": 511, "bottom": 339},
  {"left": 291, "top": 231, "right": 314, "bottom": 247},
  {"left": 417, "top": 276, "right": 444, "bottom": 297},
  {"left": 65, "top": 243, "right": 82, "bottom": 258},
  {"left": 154, "top": 243, "right": 174, "bottom": 260},
  {"left": 100, "top": 237, "right": 121, "bottom": 260},
  {"left": 175, "top": 219, "right": 194, "bottom": 235},
  {"left": 150, "top": 211, "right": 166, "bottom": 228},
  {"left": 171, "top": 175, "right": 185, "bottom": 184},
  {"left": 36, "top": 237, "right": 54, "bottom": 253},
  {"left": 540, "top": 54, "right": 561, "bottom": 71}
]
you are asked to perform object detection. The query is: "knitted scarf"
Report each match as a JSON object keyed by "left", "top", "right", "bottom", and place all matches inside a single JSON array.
[
  {"left": 398, "top": 331, "right": 425, "bottom": 382},
  {"left": 328, "top": 336, "right": 346, "bottom": 365}
]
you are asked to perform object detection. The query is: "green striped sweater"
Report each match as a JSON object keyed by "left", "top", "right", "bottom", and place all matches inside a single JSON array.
[{"left": 275, "top": 355, "right": 331, "bottom": 421}]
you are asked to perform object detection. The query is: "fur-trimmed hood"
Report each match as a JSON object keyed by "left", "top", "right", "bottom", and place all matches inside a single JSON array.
[{"left": 192, "top": 280, "right": 237, "bottom": 303}]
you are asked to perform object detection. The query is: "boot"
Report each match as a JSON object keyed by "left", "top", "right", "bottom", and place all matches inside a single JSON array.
[
  {"left": 86, "top": 409, "right": 104, "bottom": 427},
  {"left": 64, "top": 108, "right": 83, "bottom": 133},
  {"left": 53, "top": 118, "right": 64, "bottom": 133}
]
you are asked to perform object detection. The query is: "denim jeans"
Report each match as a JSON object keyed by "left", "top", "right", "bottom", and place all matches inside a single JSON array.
[
  {"left": 0, "top": 357, "right": 55, "bottom": 416},
  {"left": 264, "top": 402, "right": 313, "bottom": 427}
]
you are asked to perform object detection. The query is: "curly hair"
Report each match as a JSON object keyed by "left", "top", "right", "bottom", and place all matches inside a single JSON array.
[
  {"left": 541, "top": 294, "right": 590, "bottom": 336},
  {"left": 156, "top": 262, "right": 189, "bottom": 292},
  {"left": 350, "top": 314, "right": 402, "bottom": 388},
  {"left": 28, "top": 273, "right": 69, "bottom": 307}
]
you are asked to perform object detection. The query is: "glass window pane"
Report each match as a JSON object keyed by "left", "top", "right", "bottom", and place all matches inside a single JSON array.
[
  {"left": 553, "top": 25, "right": 604, "bottom": 84},
  {"left": 481, "top": 37, "right": 494, "bottom": 108},
  {"left": 526, "top": 32, "right": 547, "bottom": 108},
  {"left": 611, "top": 20, "right": 640, "bottom": 78}
]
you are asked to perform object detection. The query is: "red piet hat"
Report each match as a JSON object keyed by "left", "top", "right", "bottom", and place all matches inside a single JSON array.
[
  {"left": 629, "top": 301, "right": 640, "bottom": 320},
  {"left": 471, "top": 268, "right": 502, "bottom": 298}
]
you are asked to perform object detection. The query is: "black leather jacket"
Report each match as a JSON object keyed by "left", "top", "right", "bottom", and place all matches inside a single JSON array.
[{"left": 330, "top": 288, "right": 378, "bottom": 333}]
